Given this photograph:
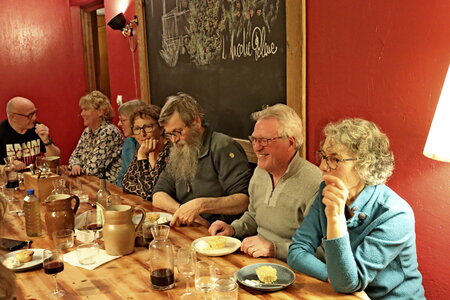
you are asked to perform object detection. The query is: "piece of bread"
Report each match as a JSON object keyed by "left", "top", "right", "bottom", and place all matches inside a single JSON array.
[
  {"left": 256, "top": 265, "right": 277, "bottom": 284},
  {"left": 208, "top": 236, "right": 227, "bottom": 249},
  {"left": 15, "top": 250, "right": 34, "bottom": 263},
  {"left": 146, "top": 213, "right": 160, "bottom": 223}
]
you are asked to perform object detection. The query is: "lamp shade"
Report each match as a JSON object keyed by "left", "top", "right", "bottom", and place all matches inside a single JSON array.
[
  {"left": 423, "top": 64, "right": 450, "bottom": 162},
  {"left": 107, "top": 13, "right": 127, "bottom": 31}
]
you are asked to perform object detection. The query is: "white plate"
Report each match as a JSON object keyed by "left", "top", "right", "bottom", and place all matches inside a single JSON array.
[
  {"left": 132, "top": 212, "right": 173, "bottom": 225},
  {"left": 192, "top": 236, "right": 241, "bottom": 257},
  {"left": 0, "top": 248, "right": 45, "bottom": 272},
  {"left": 236, "top": 263, "right": 295, "bottom": 292}
]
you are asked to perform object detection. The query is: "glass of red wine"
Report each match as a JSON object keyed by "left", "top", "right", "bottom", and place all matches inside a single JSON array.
[
  {"left": 43, "top": 249, "right": 65, "bottom": 298},
  {"left": 85, "top": 209, "right": 103, "bottom": 246}
]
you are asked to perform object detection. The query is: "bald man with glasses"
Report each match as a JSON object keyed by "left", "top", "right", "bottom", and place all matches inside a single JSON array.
[{"left": 1, "top": 97, "right": 60, "bottom": 169}]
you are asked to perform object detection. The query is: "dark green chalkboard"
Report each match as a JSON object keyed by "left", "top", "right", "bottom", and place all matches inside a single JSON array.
[{"left": 144, "top": 0, "right": 286, "bottom": 139}]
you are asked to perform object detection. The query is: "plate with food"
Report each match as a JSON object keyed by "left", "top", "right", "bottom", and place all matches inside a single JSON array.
[
  {"left": 192, "top": 236, "right": 241, "bottom": 256},
  {"left": 0, "top": 249, "right": 45, "bottom": 272},
  {"left": 236, "top": 263, "right": 295, "bottom": 292},
  {"left": 132, "top": 212, "right": 172, "bottom": 225}
]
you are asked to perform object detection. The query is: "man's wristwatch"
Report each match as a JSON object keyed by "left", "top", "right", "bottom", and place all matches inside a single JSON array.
[{"left": 44, "top": 137, "right": 54, "bottom": 146}]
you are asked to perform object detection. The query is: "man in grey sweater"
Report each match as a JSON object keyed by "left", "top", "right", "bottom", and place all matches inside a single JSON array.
[{"left": 209, "top": 104, "right": 322, "bottom": 261}]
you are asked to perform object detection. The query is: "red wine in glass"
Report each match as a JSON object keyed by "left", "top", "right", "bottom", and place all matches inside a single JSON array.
[
  {"left": 87, "top": 223, "right": 103, "bottom": 231},
  {"left": 6, "top": 179, "right": 19, "bottom": 189},
  {"left": 44, "top": 261, "right": 64, "bottom": 275},
  {"left": 43, "top": 249, "right": 65, "bottom": 299},
  {"left": 151, "top": 268, "right": 174, "bottom": 288}
]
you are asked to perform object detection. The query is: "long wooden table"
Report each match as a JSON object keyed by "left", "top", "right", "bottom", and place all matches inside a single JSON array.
[{"left": 3, "top": 175, "right": 368, "bottom": 299}]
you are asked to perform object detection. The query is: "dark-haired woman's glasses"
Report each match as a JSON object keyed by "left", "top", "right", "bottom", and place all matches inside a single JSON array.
[{"left": 133, "top": 124, "right": 157, "bottom": 135}]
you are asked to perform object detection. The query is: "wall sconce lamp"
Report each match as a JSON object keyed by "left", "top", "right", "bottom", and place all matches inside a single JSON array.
[
  {"left": 107, "top": 12, "right": 140, "bottom": 98},
  {"left": 423, "top": 64, "right": 450, "bottom": 162},
  {"left": 107, "top": 13, "right": 138, "bottom": 37}
]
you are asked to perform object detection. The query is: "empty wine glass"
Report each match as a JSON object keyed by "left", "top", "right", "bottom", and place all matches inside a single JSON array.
[
  {"left": 195, "top": 260, "right": 216, "bottom": 300},
  {"left": 43, "top": 249, "right": 65, "bottom": 298},
  {"left": 85, "top": 209, "right": 103, "bottom": 245},
  {"left": 176, "top": 246, "right": 197, "bottom": 299}
]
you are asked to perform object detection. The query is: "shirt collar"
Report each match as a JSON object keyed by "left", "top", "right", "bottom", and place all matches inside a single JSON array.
[{"left": 198, "top": 124, "right": 212, "bottom": 159}]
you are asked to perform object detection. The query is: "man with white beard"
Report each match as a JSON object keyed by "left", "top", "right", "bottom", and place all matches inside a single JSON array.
[{"left": 152, "top": 92, "right": 252, "bottom": 227}]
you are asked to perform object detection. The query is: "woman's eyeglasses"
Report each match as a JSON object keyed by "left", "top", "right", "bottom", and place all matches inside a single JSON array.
[
  {"left": 132, "top": 124, "right": 157, "bottom": 135},
  {"left": 314, "top": 150, "right": 358, "bottom": 170}
]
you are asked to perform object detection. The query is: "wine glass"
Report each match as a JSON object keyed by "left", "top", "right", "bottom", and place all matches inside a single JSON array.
[
  {"left": 85, "top": 209, "right": 103, "bottom": 245},
  {"left": 195, "top": 260, "right": 216, "bottom": 300},
  {"left": 176, "top": 246, "right": 197, "bottom": 299},
  {"left": 43, "top": 249, "right": 65, "bottom": 298}
]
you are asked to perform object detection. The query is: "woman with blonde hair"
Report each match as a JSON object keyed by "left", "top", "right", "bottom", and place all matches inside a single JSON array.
[
  {"left": 68, "top": 91, "right": 123, "bottom": 182},
  {"left": 288, "top": 118, "right": 425, "bottom": 299}
]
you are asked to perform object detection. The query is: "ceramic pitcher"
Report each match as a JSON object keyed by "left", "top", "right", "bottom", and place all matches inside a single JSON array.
[
  {"left": 45, "top": 194, "right": 80, "bottom": 239},
  {"left": 103, "top": 205, "right": 145, "bottom": 256}
]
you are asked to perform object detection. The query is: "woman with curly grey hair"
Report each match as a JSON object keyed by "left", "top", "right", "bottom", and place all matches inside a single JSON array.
[
  {"left": 68, "top": 91, "right": 123, "bottom": 183},
  {"left": 288, "top": 118, "right": 425, "bottom": 299}
]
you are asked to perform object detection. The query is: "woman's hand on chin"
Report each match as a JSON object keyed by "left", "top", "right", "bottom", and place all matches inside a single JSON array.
[{"left": 322, "top": 175, "right": 349, "bottom": 239}]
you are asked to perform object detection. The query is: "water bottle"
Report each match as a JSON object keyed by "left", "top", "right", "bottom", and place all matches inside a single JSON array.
[
  {"left": 23, "top": 189, "right": 42, "bottom": 237},
  {"left": 96, "top": 168, "right": 111, "bottom": 225}
]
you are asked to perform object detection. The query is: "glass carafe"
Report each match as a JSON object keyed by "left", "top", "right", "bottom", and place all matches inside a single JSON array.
[
  {"left": 148, "top": 225, "right": 175, "bottom": 290},
  {"left": 4, "top": 157, "right": 18, "bottom": 188},
  {"left": 4, "top": 157, "right": 18, "bottom": 201},
  {"left": 51, "top": 178, "right": 70, "bottom": 195}
]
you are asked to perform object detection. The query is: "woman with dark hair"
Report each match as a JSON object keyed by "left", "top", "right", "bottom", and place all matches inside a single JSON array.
[
  {"left": 122, "top": 105, "right": 170, "bottom": 200},
  {"left": 68, "top": 91, "right": 123, "bottom": 183}
]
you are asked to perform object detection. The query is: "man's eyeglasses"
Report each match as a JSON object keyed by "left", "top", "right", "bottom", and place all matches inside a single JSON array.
[
  {"left": 11, "top": 109, "right": 38, "bottom": 120},
  {"left": 164, "top": 126, "right": 188, "bottom": 140},
  {"left": 314, "top": 150, "right": 358, "bottom": 170},
  {"left": 248, "top": 136, "right": 284, "bottom": 146},
  {"left": 132, "top": 123, "right": 158, "bottom": 135}
]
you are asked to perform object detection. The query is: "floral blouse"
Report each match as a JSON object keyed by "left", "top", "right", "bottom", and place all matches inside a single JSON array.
[
  {"left": 122, "top": 142, "right": 171, "bottom": 201},
  {"left": 69, "top": 122, "right": 123, "bottom": 183}
]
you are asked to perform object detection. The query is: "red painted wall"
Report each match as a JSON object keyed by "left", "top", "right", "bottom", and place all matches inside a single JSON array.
[
  {"left": 104, "top": 0, "right": 140, "bottom": 109},
  {"left": 306, "top": 1, "right": 450, "bottom": 299},
  {"left": 1, "top": 0, "right": 448, "bottom": 298},
  {"left": 0, "top": 0, "right": 86, "bottom": 164}
]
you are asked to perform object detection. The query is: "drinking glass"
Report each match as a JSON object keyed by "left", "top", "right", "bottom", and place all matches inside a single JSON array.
[
  {"left": 85, "top": 209, "right": 103, "bottom": 245},
  {"left": 212, "top": 266, "right": 238, "bottom": 300},
  {"left": 43, "top": 249, "right": 65, "bottom": 298},
  {"left": 52, "top": 229, "right": 74, "bottom": 250},
  {"left": 195, "top": 261, "right": 216, "bottom": 300},
  {"left": 176, "top": 246, "right": 197, "bottom": 299}
]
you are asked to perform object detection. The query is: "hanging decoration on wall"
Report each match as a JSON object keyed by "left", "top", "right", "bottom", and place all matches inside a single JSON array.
[{"left": 107, "top": 13, "right": 140, "bottom": 98}]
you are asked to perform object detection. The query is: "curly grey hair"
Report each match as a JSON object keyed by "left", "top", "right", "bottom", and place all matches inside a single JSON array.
[
  {"left": 159, "top": 92, "right": 205, "bottom": 127},
  {"left": 323, "top": 118, "right": 394, "bottom": 185},
  {"left": 251, "top": 104, "right": 304, "bottom": 150}
]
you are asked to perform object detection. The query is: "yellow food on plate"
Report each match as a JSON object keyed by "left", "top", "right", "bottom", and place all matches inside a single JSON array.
[
  {"left": 146, "top": 213, "right": 160, "bottom": 223},
  {"left": 15, "top": 250, "right": 34, "bottom": 263},
  {"left": 256, "top": 265, "right": 277, "bottom": 284},
  {"left": 208, "top": 236, "right": 227, "bottom": 249}
]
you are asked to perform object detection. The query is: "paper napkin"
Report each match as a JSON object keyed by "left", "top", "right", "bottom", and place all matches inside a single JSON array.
[{"left": 63, "top": 249, "right": 121, "bottom": 271}]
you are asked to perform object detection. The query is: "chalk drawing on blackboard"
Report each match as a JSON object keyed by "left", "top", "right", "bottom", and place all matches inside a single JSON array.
[{"left": 152, "top": 0, "right": 281, "bottom": 68}]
